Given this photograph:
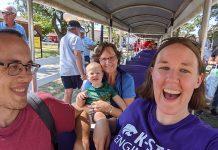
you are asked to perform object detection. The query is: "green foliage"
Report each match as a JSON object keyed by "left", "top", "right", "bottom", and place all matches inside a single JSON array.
[
  {"left": 179, "top": 15, "right": 201, "bottom": 37},
  {"left": 13, "top": 0, "right": 67, "bottom": 37},
  {"left": 211, "top": 4, "right": 218, "bottom": 21}
]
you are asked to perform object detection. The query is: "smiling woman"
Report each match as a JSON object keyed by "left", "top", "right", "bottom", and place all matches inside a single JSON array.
[
  {"left": 93, "top": 37, "right": 218, "bottom": 150},
  {"left": 137, "top": 37, "right": 205, "bottom": 112}
]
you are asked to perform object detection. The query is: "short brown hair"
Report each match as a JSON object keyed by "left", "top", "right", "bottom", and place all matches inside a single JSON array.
[
  {"left": 137, "top": 37, "right": 206, "bottom": 110},
  {"left": 92, "top": 42, "right": 122, "bottom": 64}
]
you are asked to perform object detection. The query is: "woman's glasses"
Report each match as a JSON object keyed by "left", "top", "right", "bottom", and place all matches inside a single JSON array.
[{"left": 99, "top": 55, "right": 117, "bottom": 63}]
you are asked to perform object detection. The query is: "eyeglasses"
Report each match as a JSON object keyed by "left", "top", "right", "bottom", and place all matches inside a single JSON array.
[
  {"left": 0, "top": 61, "right": 41, "bottom": 76},
  {"left": 99, "top": 55, "right": 117, "bottom": 63},
  {"left": 2, "top": 12, "right": 15, "bottom": 16}
]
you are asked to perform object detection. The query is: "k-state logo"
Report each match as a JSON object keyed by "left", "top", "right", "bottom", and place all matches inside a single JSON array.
[{"left": 122, "top": 124, "right": 138, "bottom": 136}]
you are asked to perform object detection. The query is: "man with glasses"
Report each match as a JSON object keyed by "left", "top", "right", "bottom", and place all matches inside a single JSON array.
[
  {"left": 0, "top": 29, "right": 79, "bottom": 149},
  {"left": 0, "top": 5, "right": 28, "bottom": 42}
]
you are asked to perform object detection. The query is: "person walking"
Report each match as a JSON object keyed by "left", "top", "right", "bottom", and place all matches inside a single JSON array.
[
  {"left": 80, "top": 27, "right": 96, "bottom": 64},
  {"left": 59, "top": 20, "right": 86, "bottom": 104}
]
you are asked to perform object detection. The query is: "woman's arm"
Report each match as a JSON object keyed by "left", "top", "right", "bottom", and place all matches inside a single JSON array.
[
  {"left": 123, "top": 98, "right": 134, "bottom": 106},
  {"left": 118, "top": 73, "right": 136, "bottom": 106},
  {"left": 112, "top": 95, "right": 127, "bottom": 111}
]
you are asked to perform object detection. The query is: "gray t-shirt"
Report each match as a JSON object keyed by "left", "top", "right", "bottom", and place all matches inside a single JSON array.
[{"left": 59, "top": 31, "right": 84, "bottom": 76}]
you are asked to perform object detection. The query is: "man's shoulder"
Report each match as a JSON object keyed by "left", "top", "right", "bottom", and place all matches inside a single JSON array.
[
  {"left": 36, "top": 92, "right": 74, "bottom": 113},
  {"left": 65, "top": 32, "right": 81, "bottom": 43},
  {"left": 37, "top": 92, "right": 58, "bottom": 103},
  {"left": 0, "top": 22, "right": 4, "bottom": 25},
  {"left": 36, "top": 92, "right": 76, "bottom": 132},
  {"left": 0, "top": 22, "right": 6, "bottom": 28},
  {"left": 14, "top": 23, "right": 25, "bottom": 30}
]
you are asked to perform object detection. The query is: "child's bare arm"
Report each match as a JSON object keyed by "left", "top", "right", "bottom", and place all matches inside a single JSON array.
[
  {"left": 112, "top": 95, "right": 127, "bottom": 111},
  {"left": 76, "top": 91, "right": 87, "bottom": 107}
]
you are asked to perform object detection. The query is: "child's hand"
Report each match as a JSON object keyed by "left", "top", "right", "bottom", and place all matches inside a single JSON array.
[
  {"left": 76, "top": 91, "right": 87, "bottom": 107},
  {"left": 78, "top": 91, "right": 87, "bottom": 100}
]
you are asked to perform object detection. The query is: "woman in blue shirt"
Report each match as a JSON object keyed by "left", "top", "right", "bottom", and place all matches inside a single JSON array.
[
  {"left": 77, "top": 42, "right": 136, "bottom": 117},
  {"left": 74, "top": 42, "right": 136, "bottom": 150}
]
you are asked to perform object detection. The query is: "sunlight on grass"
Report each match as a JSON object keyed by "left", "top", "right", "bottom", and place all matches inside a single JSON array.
[{"left": 35, "top": 42, "right": 59, "bottom": 58}]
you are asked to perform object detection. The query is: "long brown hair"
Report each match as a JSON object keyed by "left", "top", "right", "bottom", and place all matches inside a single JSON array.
[{"left": 137, "top": 37, "right": 206, "bottom": 110}]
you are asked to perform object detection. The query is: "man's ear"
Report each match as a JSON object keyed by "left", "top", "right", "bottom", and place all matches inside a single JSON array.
[{"left": 195, "top": 73, "right": 204, "bottom": 89}]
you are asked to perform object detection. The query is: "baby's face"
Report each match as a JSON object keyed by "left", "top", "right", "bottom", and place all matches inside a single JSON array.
[{"left": 87, "top": 66, "right": 103, "bottom": 85}]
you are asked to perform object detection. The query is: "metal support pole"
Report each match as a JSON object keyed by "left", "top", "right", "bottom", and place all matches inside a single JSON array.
[
  {"left": 27, "top": 0, "right": 37, "bottom": 92},
  {"left": 127, "top": 28, "right": 130, "bottom": 51},
  {"left": 127, "top": 28, "right": 130, "bottom": 59},
  {"left": 100, "top": 24, "right": 103, "bottom": 43},
  {"left": 91, "top": 22, "right": 94, "bottom": 41},
  {"left": 170, "top": 18, "right": 174, "bottom": 37},
  {"left": 199, "top": 0, "right": 212, "bottom": 60},
  {"left": 109, "top": 18, "right": 112, "bottom": 43}
]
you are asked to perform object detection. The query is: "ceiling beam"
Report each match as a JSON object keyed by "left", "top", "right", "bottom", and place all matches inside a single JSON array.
[
  {"left": 133, "top": 23, "right": 166, "bottom": 28},
  {"left": 174, "top": 0, "right": 192, "bottom": 19},
  {"left": 130, "top": 20, "right": 168, "bottom": 27},
  {"left": 112, "top": 4, "right": 174, "bottom": 15},
  {"left": 121, "top": 14, "right": 171, "bottom": 22}
]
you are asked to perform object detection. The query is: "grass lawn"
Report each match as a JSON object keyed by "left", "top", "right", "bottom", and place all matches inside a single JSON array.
[
  {"left": 35, "top": 42, "right": 59, "bottom": 59},
  {"left": 39, "top": 79, "right": 80, "bottom": 103}
]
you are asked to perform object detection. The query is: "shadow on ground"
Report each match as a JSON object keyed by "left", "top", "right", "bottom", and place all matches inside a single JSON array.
[{"left": 38, "top": 79, "right": 80, "bottom": 104}]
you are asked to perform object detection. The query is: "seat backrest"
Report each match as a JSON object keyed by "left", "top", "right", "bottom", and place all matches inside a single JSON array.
[{"left": 119, "top": 65, "right": 148, "bottom": 88}]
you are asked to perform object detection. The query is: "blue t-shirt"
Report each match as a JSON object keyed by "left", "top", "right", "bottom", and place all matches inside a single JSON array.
[
  {"left": 110, "top": 98, "right": 218, "bottom": 150},
  {"left": 0, "top": 22, "right": 28, "bottom": 43},
  {"left": 82, "top": 68, "right": 136, "bottom": 105},
  {"left": 59, "top": 31, "right": 85, "bottom": 76},
  {"left": 81, "top": 36, "right": 95, "bottom": 57}
]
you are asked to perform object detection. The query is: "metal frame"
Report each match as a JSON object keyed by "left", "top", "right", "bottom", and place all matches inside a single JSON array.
[
  {"left": 111, "top": 4, "right": 174, "bottom": 15},
  {"left": 129, "top": 20, "right": 168, "bottom": 28},
  {"left": 121, "top": 14, "right": 171, "bottom": 22}
]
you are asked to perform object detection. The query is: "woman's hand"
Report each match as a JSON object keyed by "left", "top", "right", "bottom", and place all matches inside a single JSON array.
[
  {"left": 93, "top": 118, "right": 111, "bottom": 150},
  {"left": 92, "top": 100, "right": 123, "bottom": 117},
  {"left": 92, "top": 100, "right": 110, "bottom": 114}
]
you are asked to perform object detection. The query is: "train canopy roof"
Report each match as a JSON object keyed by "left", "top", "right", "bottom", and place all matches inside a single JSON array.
[{"left": 34, "top": 0, "right": 217, "bottom": 38}]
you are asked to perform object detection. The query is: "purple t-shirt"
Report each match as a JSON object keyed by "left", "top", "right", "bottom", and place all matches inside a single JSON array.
[{"left": 110, "top": 98, "right": 218, "bottom": 150}]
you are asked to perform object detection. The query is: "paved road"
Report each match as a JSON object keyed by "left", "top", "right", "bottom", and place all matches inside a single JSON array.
[{"left": 36, "top": 56, "right": 60, "bottom": 87}]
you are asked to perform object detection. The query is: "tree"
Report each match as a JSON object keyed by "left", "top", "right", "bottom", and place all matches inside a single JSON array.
[
  {"left": 179, "top": 4, "right": 218, "bottom": 37},
  {"left": 211, "top": 4, "right": 218, "bottom": 21},
  {"left": 14, "top": 0, "right": 67, "bottom": 39},
  {"left": 179, "top": 15, "right": 201, "bottom": 37}
]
